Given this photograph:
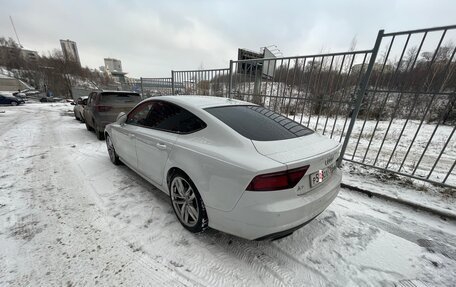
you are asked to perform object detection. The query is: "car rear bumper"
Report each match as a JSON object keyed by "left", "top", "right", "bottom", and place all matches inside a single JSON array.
[{"left": 206, "top": 169, "right": 342, "bottom": 240}]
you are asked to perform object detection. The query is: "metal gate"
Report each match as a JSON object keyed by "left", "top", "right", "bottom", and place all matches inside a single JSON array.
[{"left": 341, "top": 25, "right": 456, "bottom": 188}]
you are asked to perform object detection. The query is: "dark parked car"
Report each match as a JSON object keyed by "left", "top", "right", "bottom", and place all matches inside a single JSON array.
[
  {"left": 0, "top": 93, "right": 25, "bottom": 106},
  {"left": 83, "top": 91, "right": 142, "bottom": 140},
  {"left": 73, "top": 96, "right": 88, "bottom": 122}
]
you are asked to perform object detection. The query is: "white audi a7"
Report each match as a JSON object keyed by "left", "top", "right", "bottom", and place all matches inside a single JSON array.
[{"left": 104, "top": 95, "right": 341, "bottom": 240}]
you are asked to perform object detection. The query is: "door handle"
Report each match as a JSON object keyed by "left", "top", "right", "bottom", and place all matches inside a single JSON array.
[{"left": 156, "top": 143, "right": 167, "bottom": 150}]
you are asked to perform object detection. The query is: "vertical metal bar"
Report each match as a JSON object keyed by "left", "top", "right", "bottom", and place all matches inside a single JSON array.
[
  {"left": 258, "top": 59, "right": 265, "bottom": 105},
  {"left": 427, "top": 125, "right": 455, "bottom": 179},
  {"left": 280, "top": 59, "right": 292, "bottom": 112},
  {"left": 171, "top": 70, "right": 175, "bottom": 94},
  {"left": 316, "top": 55, "right": 335, "bottom": 132},
  {"left": 250, "top": 61, "right": 255, "bottom": 100},
  {"left": 228, "top": 60, "right": 233, "bottom": 98},
  {"left": 301, "top": 56, "right": 315, "bottom": 126},
  {"left": 140, "top": 77, "right": 144, "bottom": 98},
  {"left": 310, "top": 56, "right": 325, "bottom": 130},
  {"left": 444, "top": 160, "right": 456, "bottom": 184},
  {"left": 285, "top": 58, "right": 298, "bottom": 116},
  {"left": 242, "top": 62, "right": 247, "bottom": 100},
  {"left": 293, "top": 57, "right": 306, "bottom": 121},
  {"left": 267, "top": 60, "right": 278, "bottom": 110},
  {"left": 331, "top": 53, "right": 354, "bottom": 139},
  {"left": 273, "top": 59, "right": 284, "bottom": 112},
  {"left": 323, "top": 55, "right": 345, "bottom": 136},
  {"left": 339, "top": 52, "right": 368, "bottom": 143},
  {"left": 337, "top": 29, "right": 384, "bottom": 167}
]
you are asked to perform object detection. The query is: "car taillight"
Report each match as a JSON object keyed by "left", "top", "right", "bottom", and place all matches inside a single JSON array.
[
  {"left": 246, "top": 165, "right": 309, "bottom": 191},
  {"left": 95, "top": 105, "right": 112, "bottom": 112}
]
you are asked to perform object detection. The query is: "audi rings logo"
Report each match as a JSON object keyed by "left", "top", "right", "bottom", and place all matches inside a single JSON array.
[{"left": 325, "top": 153, "right": 335, "bottom": 165}]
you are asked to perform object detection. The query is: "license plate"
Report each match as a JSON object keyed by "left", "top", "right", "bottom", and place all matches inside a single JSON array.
[{"left": 310, "top": 164, "right": 336, "bottom": 187}]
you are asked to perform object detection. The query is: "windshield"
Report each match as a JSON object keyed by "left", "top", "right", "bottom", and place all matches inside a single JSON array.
[{"left": 205, "top": 105, "right": 313, "bottom": 141}]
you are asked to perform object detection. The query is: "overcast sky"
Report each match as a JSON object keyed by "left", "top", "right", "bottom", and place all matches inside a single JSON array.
[{"left": 1, "top": 0, "right": 455, "bottom": 78}]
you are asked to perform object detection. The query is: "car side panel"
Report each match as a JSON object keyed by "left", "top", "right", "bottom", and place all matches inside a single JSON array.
[
  {"left": 111, "top": 124, "right": 138, "bottom": 168},
  {"left": 135, "top": 127, "right": 178, "bottom": 185},
  {"left": 84, "top": 93, "right": 96, "bottom": 128}
]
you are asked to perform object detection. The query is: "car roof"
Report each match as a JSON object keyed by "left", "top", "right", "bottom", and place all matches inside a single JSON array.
[
  {"left": 0, "top": 92, "right": 15, "bottom": 98},
  {"left": 151, "top": 95, "right": 254, "bottom": 109},
  {"left": 99, "top": 90, "right": 140, "bottom": 94}
]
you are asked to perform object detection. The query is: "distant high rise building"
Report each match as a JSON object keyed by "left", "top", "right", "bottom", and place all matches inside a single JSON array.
[
  {"left": 60, "top": 39, "right": 80, "bottom": 66},
  {"left": 103, "top": 58, "right": 127, "bottom": 84},
  {"left": 104, "top": 58, "right": 123, "bottom": 73}
]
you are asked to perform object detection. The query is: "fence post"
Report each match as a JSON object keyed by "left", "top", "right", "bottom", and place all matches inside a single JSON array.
[
  {"left": 337, "top": 29, "right": 384, "bottom": 167},
  {"left": 171, "top": 70, "right": 175, "bottom": 94},
  {"left": 228, "top": 60, "right": 233, "bottom": 98},
  {"left": 140, "top": 77, "right": 144, "bottom": 98}
]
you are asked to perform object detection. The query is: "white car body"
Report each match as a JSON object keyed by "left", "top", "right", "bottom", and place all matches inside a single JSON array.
[{"left": 105, "top": 96, "right": 341, "bottom": 240}]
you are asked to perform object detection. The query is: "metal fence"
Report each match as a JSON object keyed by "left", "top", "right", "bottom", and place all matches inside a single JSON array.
[
  {"left": 342, "top": 25, "right": 456, "bottom": 188},
  {"left": 228, "top": 50, "right": 373, "bottom": 144},
  {"left": 140, "top": 77, "right": 174, "bottom": 97},
  {"left": 172, "top": 68, "right": 230, "bottom": 97},
  {"left": 141, "top": 24, "right": 456, "bottom": 189}
]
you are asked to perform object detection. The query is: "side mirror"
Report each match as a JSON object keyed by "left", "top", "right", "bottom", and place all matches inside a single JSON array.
[{"left": 117, "top": 112, "right": 127, "bottom": 124}]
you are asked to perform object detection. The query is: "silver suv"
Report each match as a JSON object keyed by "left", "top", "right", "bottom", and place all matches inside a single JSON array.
[{"left": 84, "top": 90, "right": 142, "bottom": 140}]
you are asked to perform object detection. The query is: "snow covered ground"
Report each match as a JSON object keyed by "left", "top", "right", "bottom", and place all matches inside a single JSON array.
[{"left": 1, "top": 103, "right": 456, "bottom": 286}]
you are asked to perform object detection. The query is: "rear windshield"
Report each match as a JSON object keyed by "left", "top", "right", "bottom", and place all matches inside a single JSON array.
[
  {"left": 205, "top": 105, "right": 313, "bottom": 141},
  {"left": 99, "top": 92, "right": 141, "bottom": 104}
]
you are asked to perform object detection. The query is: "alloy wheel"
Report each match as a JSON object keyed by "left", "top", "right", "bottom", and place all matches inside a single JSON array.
[{"left": 170, "top": 177, "right": 199, "bottom": 227}]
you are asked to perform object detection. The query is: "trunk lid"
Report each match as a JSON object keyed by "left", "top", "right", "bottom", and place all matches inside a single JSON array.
[
  {"left": 252, "top": 133, "right": 341, "bottom": 194},
  {"left": 252, "top": 133, "right": 340, "bottom": 165}
]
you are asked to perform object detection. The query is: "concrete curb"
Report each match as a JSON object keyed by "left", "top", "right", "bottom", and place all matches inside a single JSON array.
[{"left": 341, "top": 183, "right": 456, "bottom": 221}]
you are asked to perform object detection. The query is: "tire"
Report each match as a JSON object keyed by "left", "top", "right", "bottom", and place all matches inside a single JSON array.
[
  {"left": 105, "top": 135, "right": 120, "bottom": 165},
  {"left": 169, "top": 171, "right": 208, "bottom": 233},
  {"left": 11, "top": 101, "right": 18, "bottom": 106},
  {"left": 85, "top": 122, "right": 93, "bottom": 131},
  {"left": 96, "top": 125, "right": 105, "bottom": 140}
]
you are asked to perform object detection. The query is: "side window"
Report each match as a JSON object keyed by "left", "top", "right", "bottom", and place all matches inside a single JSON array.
[
  {"left": 145, "top": 101, "right": 206, "bottom": 133},
  {"left": 88, "top": 92, "right": 96, "bottom": 106},
  {"left": 126, "top": 102, "right": 153, "bottom": 126},
  {"left": 87, "top": 94, "right": 92, "bottom": 106}
]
